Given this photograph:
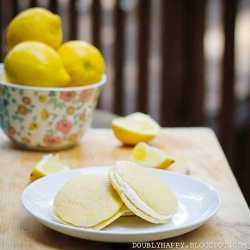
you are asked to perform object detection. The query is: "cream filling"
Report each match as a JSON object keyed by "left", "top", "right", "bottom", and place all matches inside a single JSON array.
[{"left": 114, "top": 169, "right": 172, "bottom": 221}]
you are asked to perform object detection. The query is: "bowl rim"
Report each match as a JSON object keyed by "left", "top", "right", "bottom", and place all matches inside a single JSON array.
[{"left": 0, "top": 63, "right": 107, "bottom": 91}]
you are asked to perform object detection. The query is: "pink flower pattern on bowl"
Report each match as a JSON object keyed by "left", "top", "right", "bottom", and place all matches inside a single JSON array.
[{"left": 0, "top": 69, "right": 106, "bottom": 151}]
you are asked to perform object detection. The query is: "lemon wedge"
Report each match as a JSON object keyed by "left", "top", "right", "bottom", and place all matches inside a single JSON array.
[
  {"left": 111, "top": 112, "right": 160, "bottom": 145},
  {"left": 30, "top": 154, "right": 70, "bottom": 182},
  {"left": 129, "top": 142, "right": 175, "bottom": 169}
]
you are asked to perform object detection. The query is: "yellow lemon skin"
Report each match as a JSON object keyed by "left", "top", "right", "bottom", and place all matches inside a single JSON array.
[
  {"left": 57, "top": 40, "right": 105, "bottom": 86},
  {"left": 5, "top": 7, "right": 63, "bottom": 50},
  {"left": 111, "top": 123, "right": 157, "bottom": 145},
  {"left": 29, "top": 167, "right": 47, "bottom": 182},
  {"left": 4, "top": 41, "right": 70, "bottom": 87},
  {"left": 111, "top": 112, "right": 161, "bottom": 146}
]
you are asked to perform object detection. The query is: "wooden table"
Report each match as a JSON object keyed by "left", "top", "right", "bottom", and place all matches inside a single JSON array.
[{"left": 0, "top": 128, "right": 249, "bottom": 250}]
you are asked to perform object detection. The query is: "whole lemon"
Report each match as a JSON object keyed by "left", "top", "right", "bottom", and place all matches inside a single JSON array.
[
  {"left": 5, "top": 7, "right": 63, "bottom": 50},
  {"left": 57, "top": 40, "right": 105, "bottom": 86},
  {"left": 4, "top": 41, "right": 70, "bottom": 87}
]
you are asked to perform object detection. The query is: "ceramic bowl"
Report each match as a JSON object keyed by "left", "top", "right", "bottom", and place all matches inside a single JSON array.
[{"left": 0, "top": 63, "right": 106, "bottom": 151}]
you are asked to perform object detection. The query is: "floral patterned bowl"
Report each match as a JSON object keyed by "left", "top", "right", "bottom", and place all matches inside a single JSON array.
[{"left": 0, "top": 63, "right": 106, "bottom": 151}]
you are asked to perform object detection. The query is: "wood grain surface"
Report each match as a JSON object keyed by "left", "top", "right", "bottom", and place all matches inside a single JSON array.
[{"left": 0, "top": 128, "right": 249, "bottom": 250}]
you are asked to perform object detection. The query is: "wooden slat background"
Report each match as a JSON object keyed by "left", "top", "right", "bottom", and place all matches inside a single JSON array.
[{"left": 0, "top": 0, "right": 249, "bottom": 205}]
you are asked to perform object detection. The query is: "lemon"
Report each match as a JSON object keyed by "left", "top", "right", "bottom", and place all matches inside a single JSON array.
[
  {"left": 30, "top": 154, "right": 70, "bottom": 182},
  {"left": 5, "top": 7, "right": 63, "bottom": 50},
  {"left": 4, "top": 41, "right": 70, "bottom": 87},
  {"left": 57, "top": 40, "right": 105, "bottom": 86},
  {"left": 111, "top": 112, "right": 161, "bottom": 145},
  {"left": 129, "top": 142, "right": 175, "bottom": 169}
]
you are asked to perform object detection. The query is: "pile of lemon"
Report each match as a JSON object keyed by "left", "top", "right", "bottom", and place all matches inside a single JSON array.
[{"left": 3, "top": 7, "right": 105, "bottom": 87}]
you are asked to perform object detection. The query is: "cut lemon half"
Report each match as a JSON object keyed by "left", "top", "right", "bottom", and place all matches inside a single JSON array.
[
  {"left": 129, "top": 142, "right": 175, "bottom": 169},
  {"left": 111, "top": 112, "right": 160, "bottom": 145},
  {"left": 30, "top": 154, "right": 70, "bottom": 182}
]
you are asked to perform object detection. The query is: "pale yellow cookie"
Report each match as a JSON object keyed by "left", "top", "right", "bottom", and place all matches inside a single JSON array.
[
  {"left": 53, "top": 174, "right": 125, "bottom": 229},
  {"left": 109, "top": 161, "right": 178, "bottom": 224}
]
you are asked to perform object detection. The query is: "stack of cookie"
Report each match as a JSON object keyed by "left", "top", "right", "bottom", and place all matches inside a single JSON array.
[{"left": 53, "top": 161, "right": 178, "bottom": 230}]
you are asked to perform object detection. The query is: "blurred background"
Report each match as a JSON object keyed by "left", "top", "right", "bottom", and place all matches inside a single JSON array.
[{"left": 0, "top": 0, "right": 249, "bottom": 205}]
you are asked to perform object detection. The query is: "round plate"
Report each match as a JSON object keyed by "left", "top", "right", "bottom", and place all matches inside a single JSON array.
[{"left": 22, "top": 167, "right": 221, "bottom": 243}]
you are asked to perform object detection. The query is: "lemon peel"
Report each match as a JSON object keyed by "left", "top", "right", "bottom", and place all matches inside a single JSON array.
[
  {"left": 5, "top": 7, "right": 63, "bottom": 50},
  {"left": 4, "top": 41, "right": 70, "bottom": 87},
  {"left": 58, "top": 40, "right": 105, "bottom": 86}
]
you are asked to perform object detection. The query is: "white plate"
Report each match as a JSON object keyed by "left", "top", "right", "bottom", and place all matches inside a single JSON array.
[{"left": 22, "top": 167, "right": 221, "bottom": 243}]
